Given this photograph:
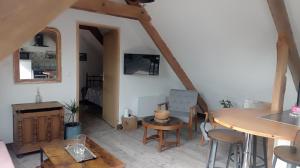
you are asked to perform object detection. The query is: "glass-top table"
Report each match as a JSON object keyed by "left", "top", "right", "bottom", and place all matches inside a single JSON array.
[{"left": 261, "top": 110, "right": 300, "bottom": 127}]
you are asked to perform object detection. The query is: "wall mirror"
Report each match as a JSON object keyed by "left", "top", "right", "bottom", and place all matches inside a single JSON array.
[{"left": 13, "top": 27, "right": 61, "bottom": 83}]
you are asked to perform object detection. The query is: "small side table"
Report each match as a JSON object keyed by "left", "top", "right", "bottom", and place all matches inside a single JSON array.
[{"left": 142, "top": 116, "right": 183, "bottom": 152}]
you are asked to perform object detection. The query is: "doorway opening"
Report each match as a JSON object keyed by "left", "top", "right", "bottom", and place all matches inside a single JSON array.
[{"left": 76, "top": 22, "right": 120, "bottom": 129}]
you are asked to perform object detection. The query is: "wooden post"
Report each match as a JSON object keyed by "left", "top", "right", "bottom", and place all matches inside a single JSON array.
[
  {"left": 267, "top": 33, "right": 289, "bottom": 168},
  {"left": 271, "top": 33, "right": 289, "bottom": 113},
  {"left": 267, "top": 0, "right": 300, "bottom": 90},
  {"left": 139, "top": 19, "right": 208, "bottom": 112}
]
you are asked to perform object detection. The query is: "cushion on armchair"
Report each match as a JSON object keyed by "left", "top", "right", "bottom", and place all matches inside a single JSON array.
[
  {"left": 170, "top": 110, "right": 190, "bottom": 123},
  {"left": 168, "top": 89, "right": 198, "bottom": 123},
  {"left": 168, "top": 89, "right": 198, "bottom": 112}
]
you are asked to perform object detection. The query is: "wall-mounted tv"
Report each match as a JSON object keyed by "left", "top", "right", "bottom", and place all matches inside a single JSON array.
[{"left": 124, "top": 53, "right": 160, "bottom": 75}]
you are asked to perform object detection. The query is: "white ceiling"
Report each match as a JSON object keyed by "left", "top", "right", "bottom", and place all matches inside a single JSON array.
[{"left": 141, "top": 0, "right": 299, "bottom": 109}]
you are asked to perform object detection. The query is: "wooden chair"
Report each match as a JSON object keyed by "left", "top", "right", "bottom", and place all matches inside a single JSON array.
[
  {"left": 157, "top": 89, "right": 199, "bottom": 139},
  {"left": 272, "top": 130, "right": 300, "bottom": 168}
]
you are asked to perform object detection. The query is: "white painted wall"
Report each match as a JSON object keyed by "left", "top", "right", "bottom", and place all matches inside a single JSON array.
[
  {"left": 79, "top": 29, "right": 103, "bottom": 98},
  {"left": 144, "top": 0, "right": 298, "bottom": 109},
  {"left": 0, "top": 9, "right": 183, "bottom": 143},
  {"left": 1, "top": 0, "right": 300, "bottom": 144}
]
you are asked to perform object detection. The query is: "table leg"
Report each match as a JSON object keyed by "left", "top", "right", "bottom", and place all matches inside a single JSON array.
[
  {"left": 176, "top": 129, "right": 180, "bottom": 146},
  {"left": 158, "top": 130, "right": 164, "bottom": 152},
  {"left": 40, "top": 148, "right": 43, "bottom": 167},
  {"left": 242, "top": 133, "right": 253, "bottom": 168},
  {"left": 267, "top": 138, "right": 274, "bottom": 168},
  {"left": 143, "top": 126, "right": 148, "bottom": 144}
]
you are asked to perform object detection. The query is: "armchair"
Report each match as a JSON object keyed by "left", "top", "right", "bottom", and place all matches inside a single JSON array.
[{"left": 157, "top": 89, "right": 199, "bottom": 139}]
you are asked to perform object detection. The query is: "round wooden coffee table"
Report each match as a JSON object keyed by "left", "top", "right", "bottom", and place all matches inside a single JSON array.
[{"left": 142, "top": 116, "right": 183, "bottom": 152}]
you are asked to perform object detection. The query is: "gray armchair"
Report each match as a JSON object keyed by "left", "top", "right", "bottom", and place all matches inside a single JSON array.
[{"left": 158, "top": 89, "right": 199, "bottom": 139}]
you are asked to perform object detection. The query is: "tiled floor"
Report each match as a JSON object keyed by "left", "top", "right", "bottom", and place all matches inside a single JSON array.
[{"left": 9, "top": 106, "right": 239, "bottom": 168}]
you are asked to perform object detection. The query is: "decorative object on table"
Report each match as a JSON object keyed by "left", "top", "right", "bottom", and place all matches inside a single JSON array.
[
  {"left": 40, "top": 137, "right": 124, "bottom": 168},
  {"left": 219, "top": 99, "right": 233, "bottom": 108},
  {"left": 35, "top": 87, "right": 42, "bottom": 103},
  {"left": 65, "top": 134, "right": 96, "bottom": 162},
  {"left": 154, "top": 110, "right": 170, "bottom": 123},
  {"left": 64, "top": 100, "right": 81, "bottom": 139},
  {"left": 157, "top": 89, "right": 199, "bottom": 139},
  {"left": 290, "top": 82, "right": 300, "bottom": 116}
]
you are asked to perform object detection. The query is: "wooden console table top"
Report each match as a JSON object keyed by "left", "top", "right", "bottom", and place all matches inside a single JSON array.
[
  {"left": 40, "top": 137, "right": 124, "bottom": 168},
  {"left": 12, "top": 101, "right": 64, "bottom": 111}
]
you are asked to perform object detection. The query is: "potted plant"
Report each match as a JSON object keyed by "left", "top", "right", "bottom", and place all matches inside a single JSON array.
[
  {"left": 220, "top": 99, "right": 233, "bottom": 108},
  {"left": 64, "top": 100, "right": 81, "bottom": 139}
]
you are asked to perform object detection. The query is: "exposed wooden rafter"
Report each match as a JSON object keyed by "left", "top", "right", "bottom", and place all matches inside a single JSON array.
[
  {"left": 124, "top": 0, "right": 140, "bottom": 6},
  {"left": 71, "top": 0, "right": 151, "bottom": 21},
  {"left": 72, "top": 0, "right": 208, "bottom": 112},
  {"left": 271, "top": 33, "right": 289, "bottom": 113},
  {"left": 79, "top": 25, "right": 103, "bottom": 45},
  {"left": 0, "top": 0, "right": 77, "bottom": 60},
  {"left": 267, "top": 0, "right": 300, "bottom": 90},
  {"left": 139, "top": 19, "right": 208, "bottom": 112}
]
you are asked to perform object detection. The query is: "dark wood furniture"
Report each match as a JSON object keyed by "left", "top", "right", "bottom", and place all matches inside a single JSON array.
[
  {"left": 12, "top": 101, "right": 64, "bottom": 156},
  {"left": 39, "top": 137, "right": 124, "bottom": 168},
  {"left": 142, "top": 116, "right": 183, "bottom": 152}
]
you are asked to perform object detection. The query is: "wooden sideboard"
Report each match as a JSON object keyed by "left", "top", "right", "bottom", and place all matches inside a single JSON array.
[{"left": 12, "top": 101, "right": 64, "bottom": 156}]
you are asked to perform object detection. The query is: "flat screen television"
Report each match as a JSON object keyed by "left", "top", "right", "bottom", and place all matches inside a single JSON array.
[{"left": 124, "top": 53, "right": 160, "bottom": 75}]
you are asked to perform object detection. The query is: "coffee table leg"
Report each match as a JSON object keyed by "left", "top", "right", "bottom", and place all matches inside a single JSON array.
[
  {"left": 158, "top": 130, "right": 164, "bottom": 152},
  {"left": 40, "top": 148, "right": 43, "bottom": 167},
  {"left": 176, "top": 129, "right": 180, "bottom": 146},
  {"left": 143, "top": 126, "right": 148, "bottom": 144}
]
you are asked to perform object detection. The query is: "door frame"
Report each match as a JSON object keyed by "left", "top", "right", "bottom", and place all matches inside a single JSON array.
[{"left": 76, "top": 21, "right": 120, "bottom": 126}]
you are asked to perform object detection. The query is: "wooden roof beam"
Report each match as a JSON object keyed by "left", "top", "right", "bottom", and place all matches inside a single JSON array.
[
  {"left": 138, "top": 18, "right": 208, "bottom": 112},
  {"left": 267, "top": 0, "right": 300, "bottom": 90},
  {"left": 79, "top": 25, "right": 103, "bottom": 45},
  {"left": 73, "top": 0, "right": 208, "bottom": 111},
  {"left": 271, "top": 34, "right": 289, "bottom": 113},
  {"left": 71, "top": 0, "right": 151, "bottom": 21},
  {"left": 0, "top": 0, "right": 77, "bottom": 60}
]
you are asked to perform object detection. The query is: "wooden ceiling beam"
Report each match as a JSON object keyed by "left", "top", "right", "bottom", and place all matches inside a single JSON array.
[
  {"left": 71, "top": 0, "right": 151, "bottom": 21},
  {"left": 271, "top": 34, "right": 289, "bottom": 113},
  {"left": 267, "top": 0, "right": 300, "bottom": 90},
  {"left": 74, "top": 0, "right": 208, "bottom": 111},
  {"left": 79, "top": 25, "right": 103, "bottom": 45},
  {"left": 139, "top": 18, "right": 208, "bottom": 112},
  {"left": 0, "top": 0, "right": 77, "bottom": 60}
]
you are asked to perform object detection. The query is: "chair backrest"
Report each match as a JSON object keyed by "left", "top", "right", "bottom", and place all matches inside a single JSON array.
[
  {"left": 243, "top": 99, "right": 271, "bottom": 110},
  {"left": 168, "top": 89, "right": 198, "bottom": 112}
]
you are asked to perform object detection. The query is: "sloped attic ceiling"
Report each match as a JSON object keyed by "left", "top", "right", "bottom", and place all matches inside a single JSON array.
[
  {"left": 142, "top": 0, "right": 299, "bottom": 109},
  {"left": 0, "top": 0, "right": 77, "bottom": 60}
]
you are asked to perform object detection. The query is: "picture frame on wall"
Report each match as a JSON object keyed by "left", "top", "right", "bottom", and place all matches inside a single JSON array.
[{"left": 80, "top": 53, "right": 87, "bottom": 61}]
